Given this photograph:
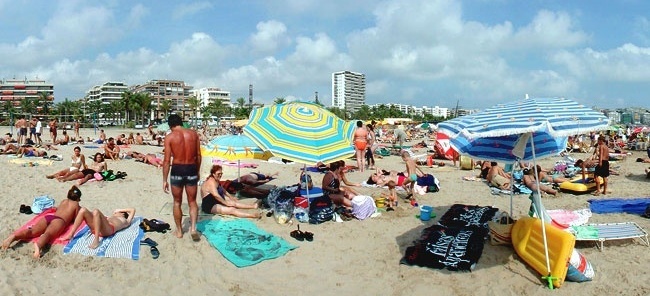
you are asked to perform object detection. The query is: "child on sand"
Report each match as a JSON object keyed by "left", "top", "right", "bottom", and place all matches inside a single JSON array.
[{"left": 383, "top": 180, "right": 398, "bottom": 211}]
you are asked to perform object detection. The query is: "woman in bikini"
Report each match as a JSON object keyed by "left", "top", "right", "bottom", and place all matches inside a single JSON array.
[
  {"left": 47, "top": 146, "right": 87, "bottom": 179},
  {"left": 199, "top": 165, "right": 261, "bottom": 218},
  {"left": 366, "top": 167, "right": 407, "bottom": 187},
  {"left": 59, "top": 153, "right": 107, "bottom": 184},
  {"left": 353, "top": 120, "right": 368, "bottom": 173},
  {"left": 2, "top": 185, "right": 82, "bottom": 258},
  {"left": 236, "top": 171, "right": 279, "bottom": 186},
  {"left": 63, "top": 207, "right": 135, "bottom": 249}
]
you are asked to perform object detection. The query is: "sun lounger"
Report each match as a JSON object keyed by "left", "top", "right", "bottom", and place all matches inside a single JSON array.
[{"left": 573, "top": 222, "right": 649, "bottom": 251}]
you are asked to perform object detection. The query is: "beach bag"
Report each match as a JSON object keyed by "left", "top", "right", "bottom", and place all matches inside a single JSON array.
[
  {"left": 309, "top": 195, "right": 334, "bottom": 224},
  {"left": 300, "top": 172, "right": 313, "bottom": 190},
  {"left": 273, "top": 190, "right": 295, "bottom": 224},
  {"left": 32, "top": 195, "right": 55, "bottom": 214},
  {"left": 488, "top": 211, "right": 516, "bottom": 246},
  {"left": 139, "top": 218, "right": 171, "bottom": 233},
  {"left": 351, "top": 195, "right": 377, "bottom": 220}
]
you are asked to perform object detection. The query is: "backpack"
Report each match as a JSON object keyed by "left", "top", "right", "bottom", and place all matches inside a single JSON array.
[
  {"left": 309, "top": 195, "right": 334, "bottom": 224},
  {"left": 139, "top": 218, "right": 171, "bottom": 233}
]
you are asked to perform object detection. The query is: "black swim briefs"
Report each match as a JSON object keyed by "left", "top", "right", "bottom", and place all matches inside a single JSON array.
[{"left": 169, "top": 163, "right": 199, "bottom": 187}]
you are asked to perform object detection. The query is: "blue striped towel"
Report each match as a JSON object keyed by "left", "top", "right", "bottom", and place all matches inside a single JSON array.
[{"left": 63, "top": 216, "right": 144, "bottom": 260}]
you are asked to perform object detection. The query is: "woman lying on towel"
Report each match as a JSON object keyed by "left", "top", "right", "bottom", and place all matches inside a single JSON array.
[
  {"left": 2, "top": 186, "right": 82, "bottom": 258},
  {"left": 200, "top": 165, "right": 261, "bottom": 219},
  {"left": 523, "top": 168, "right": 558, "bottom": 196},
  {"left": 535, "top": 165, "right": 570, "bottom": 184},
  {"left": 63, "top": 207, "right": 135, "bottom": 249},
  {"left": 236, "top": 171, "right": 279, "bottom": 186},
  {"left": 366, "top": 167, "right": 408, "bottom": 187}
]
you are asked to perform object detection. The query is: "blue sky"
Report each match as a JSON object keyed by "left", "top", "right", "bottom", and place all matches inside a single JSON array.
[{"left": 1, "top": 0, "right": 649, "bottom": 110}]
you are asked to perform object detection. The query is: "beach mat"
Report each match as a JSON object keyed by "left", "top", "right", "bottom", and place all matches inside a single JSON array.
[
  {"left": 159, "top": 202, "right": 213, "bottom": 216},
  {"left": 63, "top": 217, "right": 144, "bottom": 260},
  {"left": 197, "top": 218, "right": 297, "bottom": 267},
  {"left": 8, "top": 158, "right": 54, "bottom": 166},
  {"left": 12, "top": 208, "right": 86, "bottom": 246},
  {"left": 588, "top": 198, "right": 650, "bottom": 215}
]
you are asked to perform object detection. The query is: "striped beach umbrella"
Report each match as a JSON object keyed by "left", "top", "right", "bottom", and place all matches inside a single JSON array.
[
  {"left": 243, "top": 102, "right": 355, "bottom": 164},
  {"left": 438, "top": 97, "right": 608, "bottom": 162}
]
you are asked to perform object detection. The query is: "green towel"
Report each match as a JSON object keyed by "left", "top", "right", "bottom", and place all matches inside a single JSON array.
[
  {"left": 197, "top": 219, "right": 297, "bottom": 267},
  {"left": 572, "top": 225, "right": 599, "bottom": 239}
]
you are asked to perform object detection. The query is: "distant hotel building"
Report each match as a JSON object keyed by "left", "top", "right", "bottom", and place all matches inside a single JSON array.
[
  {"left": 0, "top": 78, "right": 54, "bottom": 113},
  {"left": 332, "top": 71, "right": 365, "bottom": 114},
  {"left": 130, "top": 79, "right": 193, "bottom": 120},
  {"left": 368, "top": 103, "right": 449, "bottom": 118},
  {"left": 191, "top": 87, "right": 231, "bottom": 118},
  {"left": 86, "top": 81, "right": 128, "bottom": 105}
]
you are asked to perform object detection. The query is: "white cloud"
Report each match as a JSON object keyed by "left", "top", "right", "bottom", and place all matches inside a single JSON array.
[
  {"left": 172, "top": 1, "right": 213, "bottom": 20},
  {"left": 249, "top": 20, "right": 290, "bottom": 54}
]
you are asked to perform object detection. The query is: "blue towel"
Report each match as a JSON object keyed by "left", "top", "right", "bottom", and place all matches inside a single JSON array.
[
  {"left": 63, "top": 217, "right": 144, "bottom": 260},
  {"left": 197, "top": 218, "right": 297, "bottom": 267},
  {"left": 588, "top": 198, "right": 650, "bottom": 215}
]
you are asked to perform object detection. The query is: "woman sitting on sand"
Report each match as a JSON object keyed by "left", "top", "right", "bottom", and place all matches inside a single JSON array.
[
  {"left": 47, "top": 146, "right": 87, "bottom": 180},
  {"left": 323, "top": 161, "right": 354, "bottom": 208},
  {"left": 200, "top": 165, "right": 261, "bottom": 218},
  {"left": 58, "top": 153, "right": 107, "bottom": 185},
  {"left": 63, "top": 207, "right": 135, "bottom": 249},
  {"left": 2, "top": 186, "right": 82, "bottom": 258}
]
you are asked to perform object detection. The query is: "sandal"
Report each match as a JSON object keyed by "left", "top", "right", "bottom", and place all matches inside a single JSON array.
[
  {"left": 290, "top": 225, "right": 304, "bottom": 241},
  {"left": 140, "top": 237, "right": 158, "bottom": 247},
  {"left": 150, "top": 246, "right": 160, "bottom": 259},
  {"left": 302, "top": 229, "right": 314, "bottom": 242}
]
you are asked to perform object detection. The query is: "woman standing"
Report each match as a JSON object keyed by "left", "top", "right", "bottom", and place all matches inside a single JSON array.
[{"left": 353, "top": 121, "right": 368, "bottom": 172}]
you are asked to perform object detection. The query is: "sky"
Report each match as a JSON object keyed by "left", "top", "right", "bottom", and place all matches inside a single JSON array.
[{"left": 1, "top": 0, "right": 650, "bottom": 110}]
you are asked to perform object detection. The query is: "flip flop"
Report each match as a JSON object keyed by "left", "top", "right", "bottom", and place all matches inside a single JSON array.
[
  {"left": 150, "top": 246, "right": 160, "bottom": 259},
  {"left": 140, "top": 237, "right": 158, "bottom": 247},
  {"left": 290, "top": 225, "right": 305, "bottom": 241},
  {"left": 190, "top": 232, "right": 201, "bottom": 242}
]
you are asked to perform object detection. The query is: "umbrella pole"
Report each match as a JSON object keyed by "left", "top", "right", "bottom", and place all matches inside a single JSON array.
[
  {"left": 530, "top": 135, "right": 553, "bottom": 286},
  {"left": 238, "top": 160, "right": 241, "bottom": 182}
]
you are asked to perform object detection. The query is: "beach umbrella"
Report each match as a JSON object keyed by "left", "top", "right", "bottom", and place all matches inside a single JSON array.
[
  {"left": 156, "top": 123, "right": 169, "bottom": 132},
  {"left": 201, "top": 134, "right": 272, "bottom": 179},
  {"left": 438, "top": 97, "right": 609, "bottom": 289},
  {"left": 243, "top": 101, "right": 355, "bottom": 164}
]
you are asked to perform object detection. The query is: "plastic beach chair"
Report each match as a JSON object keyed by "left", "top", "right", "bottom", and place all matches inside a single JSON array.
[{"left": 573, "top": 222, "right": 649, "bottom": 251}]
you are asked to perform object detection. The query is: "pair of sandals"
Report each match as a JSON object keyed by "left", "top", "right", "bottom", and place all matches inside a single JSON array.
[
  {"left": 19, "top": 204, "right": 33, "bottom": 214},
  {"left": 289, "top": 225, "right": 314, "bottom": 242},
  {"left": 140, "top": 237, "right": 159, "bottom": 259},
  {"left": 114, "top": 171, "right": 128, "bottom": 179}
]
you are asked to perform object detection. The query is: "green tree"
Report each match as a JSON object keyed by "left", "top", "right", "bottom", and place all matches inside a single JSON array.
[
  {"left": 20, "top": 97, "right": 35, "bottom": 115},
  {"left": 120, "top": 91, "right": 133, "bottom": 124},
  {"left": 159, "top": 99, "right": 172, "bottom": 119},
  {"left": 138, "top": 93, "right": 152, "bottom": 126},
  {"left": 187, "top": 96, "right": 200, "bottom": 126},
  {"left": 37, "top": 91, "right": 52, "bottom": 115},
  {"left": 273, "top": 97, "right": 286, "bottom": 104},
  {"left": 326, "top": 107, "right": 346, "bottom": 120}
]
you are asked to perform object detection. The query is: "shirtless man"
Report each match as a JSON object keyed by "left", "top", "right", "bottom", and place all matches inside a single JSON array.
[
  {"left": 97, "top": 129, "right": 107, "bottom": 144},
  {"left": 593, "top": 137, "right": 610, "bottom": 196},
  {"left": 73, "top": 120, "right": 81, "bottom": 140},
  {"left": 163, "top": 114, "right": 201, "bottom": 240},
  {"left": 15, "top": 116, "right": 28, "bottom": 145},
  {"left": 63, "top": 207, "right": 135, "bottom": 249},
  {"left": 49, "top": 119, "right": 58, "bottom": 144},
  {"left": 135, "top": 133, "right": 144, "bottom": 145},
  {"left": 486, "top": 162, "right": 511, "bottom": 190},
  {"left": 29, "top": 117, "right": 37, "bottom": 143},
  {"left": 2, "top": 186, "right": 82, "bottom": 258},
  {"left": 104, "top": 137, "right": 120, "bottom": 160}
]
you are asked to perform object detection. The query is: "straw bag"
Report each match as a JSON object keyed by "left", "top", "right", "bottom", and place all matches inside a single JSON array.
[{"left": 488, "top": 211, "right": 515, "bottom": 246}]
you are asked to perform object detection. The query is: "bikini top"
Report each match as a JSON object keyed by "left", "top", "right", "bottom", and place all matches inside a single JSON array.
[{"left": 71, "top": 155, "right": 82, "bottom": 165}]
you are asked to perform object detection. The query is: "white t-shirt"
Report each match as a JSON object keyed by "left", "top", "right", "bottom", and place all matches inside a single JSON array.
[{"left": 35, "top": 121, "right": 42, "bottom": 133}]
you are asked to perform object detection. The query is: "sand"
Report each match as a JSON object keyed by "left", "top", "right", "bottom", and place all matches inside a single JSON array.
[{"left": 1, "top": 126, "right": 650, "bottom": 295}]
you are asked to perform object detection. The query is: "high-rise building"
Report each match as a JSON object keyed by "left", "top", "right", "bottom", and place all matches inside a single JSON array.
[
  {"left": 332, "top": 71, "right": 365, "bottom": 114},
  {"left": 0, "top": 78, "right": 54, "bottom": 114},
  {"left": 130, "top": 79, "right": 193, "bottom": 120},
  {"left": 86, "top": 81, "right": 128, "bottom": 105}
]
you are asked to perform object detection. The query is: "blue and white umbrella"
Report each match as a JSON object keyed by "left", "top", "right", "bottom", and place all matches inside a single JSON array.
[{"left": 438, "top": 97, "right": 608, "bottom": 289}]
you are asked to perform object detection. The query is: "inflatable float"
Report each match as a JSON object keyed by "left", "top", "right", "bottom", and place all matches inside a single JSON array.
[
  {"left": 511, "top": 217, "right": 575, "bottom": 288},
  {"left": 559, "top": 176, "right": 603, "bottom": 194}
]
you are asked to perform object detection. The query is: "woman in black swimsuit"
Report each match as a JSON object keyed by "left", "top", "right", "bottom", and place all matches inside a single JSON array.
[
  {"left": 322, "top": 161, "right": 352, "bottom": 207},
  {"left": 199, "top": 165, "right": 261, "bottom": 218}
]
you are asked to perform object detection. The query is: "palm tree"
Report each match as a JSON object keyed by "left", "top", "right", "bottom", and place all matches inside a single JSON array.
[
  {"left": 120, "top": 91, "right": 132, "bottom": 124},
  {"left": 138, "top": 93, "right": 152, "bottom": 126},
  {"left": 20, "top": 97, "right": 35, "bottom": 115},
  {"left": 186, "top": 96, "right": 200, "bottom": 126},
  {"left": 274, "top": 97, "right": 286, "bottom": 104},
  {"left": 159, "top": 99, "right": 172, "bottom": 119},
  {"left": 37, "top": 91, "right": 52, "bottom": 115}
]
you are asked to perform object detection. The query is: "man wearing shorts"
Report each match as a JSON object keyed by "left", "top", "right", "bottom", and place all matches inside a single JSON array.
[
  {"left": 163, "top": 114, "right": 201, "bottom": 240},
  {"left": 15, "top": 116, "right": 28, "bottom": 144},
  {"left": 35, "top": 118, "right": 43, "bottom": 145},
  {"left": 593, "top": 137, "right": 610, "bottom": 196}
]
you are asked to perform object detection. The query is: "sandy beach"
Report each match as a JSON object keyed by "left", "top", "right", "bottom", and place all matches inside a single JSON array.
[{"left": 1, "top": 126, "right": 650, "bottom": 295}]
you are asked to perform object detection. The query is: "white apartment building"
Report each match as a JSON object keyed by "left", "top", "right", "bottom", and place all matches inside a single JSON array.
[
  {"left": 368, "top": 103, "right": 449, "bottom": 118},
  {"left": 191, "top": 87, "right": 231, "bottom": 118},
  {"left": 86, "top": 81, "right": 128, "bottom": 105},
  {"left": 332, "top": 71, "right": 365, "bottom": 114}
]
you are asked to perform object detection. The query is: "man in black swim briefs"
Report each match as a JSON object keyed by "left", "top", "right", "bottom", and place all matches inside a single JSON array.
[{"left": 163, "top": 114, "right": 201, "bottom": 240}]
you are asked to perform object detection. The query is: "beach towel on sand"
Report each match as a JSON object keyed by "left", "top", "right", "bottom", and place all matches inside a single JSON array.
[
  {"left": 12, "top": 208, "right": 86, "bottom": 245},
  {"left": 588, "top": 198, "right": 650, "bottom": 215},
  {"left": 197, "top": 218, "right": 297, "bottom": 267},
  {"left": 63, "top": 217, "right": 144, "bottom": 260}
]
